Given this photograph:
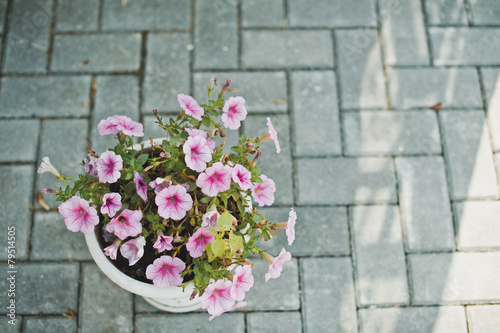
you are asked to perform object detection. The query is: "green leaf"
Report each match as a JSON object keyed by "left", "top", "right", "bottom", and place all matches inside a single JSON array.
[
  {"left": 162, "top": 139, "right": 170, "bottom": 152},
  {"left": 206, "top": 244, "right": 216, "bottom": 262},
  {"left": 217, "top": 211, "right": 233, "bottom": 230},
  {"left": 211, "top": 239, "right": 225, "bottom": 257},
  {"left": 229, "top": 233, "right": 243, "bottom": 255},
  {"left": 124, "top": 172, "right": 134, "bottom": 180},
  {"left": 199, "top": 196, "right": 212, "bottom": 204},
  {"left": 136, "top": 154, "right": 149, "bottom": 166},
  {"left": 203, "top": 262, "right": 212, "bottom": 272},
  {"left": 170, "top": 135, "right": 181, "bottom": 147},
  {"left": 201, "top": 116, "right": 211, "bottom": 128}
]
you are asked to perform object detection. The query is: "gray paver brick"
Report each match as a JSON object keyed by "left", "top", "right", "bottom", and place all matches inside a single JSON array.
[
  {"left": 247, "top": 312, "right": 302, "bottom": 333},
  {"left": 430, "top": 28, "right": 500, "bottom": 65},
  {"left": 380, "top": 0, "right": 429, "bottom": 65},
  {"left": 336, "top": 29, "right": 386, "bottom": 109},
  {"left": 242, "top": 0, "right": 285, "bottom": 28},
  {"left": 0, "top": 76, "right": 92, "bottom": 117},
  {"left": 0, "top": 165, "right": 33, "bottom": 260},
  {"left": 257, "top": 206, "right": 350, "bottom": 256},
  {"left": 0, "top": 263, "right": 79, "bottom": 314},
  {"left": 480, "top": 68, "right": 500, "bottom": 152},
  {"left": 440, "top": 111, "right": 499, "bottom": 200},
  {"left": 244, "top": 258, "right": 300, "bottom": 311},
  {"left": 388, "top": 67, "right": 482, "bottom": 109},
  {"left": 0, "top": 316, "right": 20, "bottom": 332},
  {"left": 194, "top": 72, "right": 288, "bottom": 113},
  {"left": 135, "top": 313, "right": 245, "bottom": 332},
  {"left": 410, "top": 252, "right": 500, "bottom": 304},
  {"left": 24, "top": 317, "right": 77, "bottom": 333},
  {"left": 36, "top": 119, "right": 89, "bottom": 208},
  {"left": 292, "top": 71, "right": 341, "bottom": 156},
  {"left": 467, "top": 305, "right": 500, "bottom": 333},
  {"left": 454, "top": 201, "right": 500, "bottom": 250},
  {"left": 242, "top": 30, "right": 334, "bottom": 69},
  {"left": 143, "top": 33, "right": 190, "bottom": 113},
  {"left": 31, "top": 212, "right": 92, "bottom": 260},
  {"left": 359, "top": 306, "right": 468, "bottom": 333},
  {"left": 102, "top": 0, "right": 190, "bottom": 31},
  {"left": 0, "top": 119, "right": 39, "bottom": 162},
  {"left": 425, "top": 0, "right": 469, "bottom": 25},
  {"left": 470, "top": 0, "right": 500, "bottom": 25},
  {"left": 297, "top": 157, "right": 397, "bottom": 205},
  {"left": 194, "top": 0, "right": 238, "bottom": 69},
  {"left": 344, "top": 111, "right": 441, "bottom": 155},
  {"left": 301, "top": 257, "right": 357, "bottom": 333},
  {"left": 244, "top": 115, "right": 294, "bottom": 206},
  {"left": 396, "top": 157, "right": 455, "bottom": 251},
  {"left": 0, "top": 0, "right": 7, "bottom": 34},
  {"left": 80, "top": 263, "right": 133, "bottom": 333},
  {"left": 92, "top": 75, "right": 140, "bottom": 153},
  {"left": 51, "top": 34, "right": 141, "bottom": 72},
  {"left": 352, "top": 205, "right": 409, "bottom": 306},
  {"left": 55, "top": 0, "right": 99, "bottom": 32},
  {"left": 3, "top": 0, "right": 53, "bottom": 73},
  {"left": 288, "top": 0, "right": 376, "bottom": 27}
]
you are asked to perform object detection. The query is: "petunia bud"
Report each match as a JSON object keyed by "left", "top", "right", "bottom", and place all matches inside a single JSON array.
[{"left": 219, "top": 78, "right": 232, "bottom": 97}]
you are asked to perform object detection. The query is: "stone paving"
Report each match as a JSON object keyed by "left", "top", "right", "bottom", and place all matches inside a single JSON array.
[{"left": 0, "top": 0, "right": 499, "bottom": 332}]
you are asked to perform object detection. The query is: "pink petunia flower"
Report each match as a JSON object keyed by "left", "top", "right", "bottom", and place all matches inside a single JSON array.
[
  {"left": 58, "top": 196, "right": 99, "bottom": 234},
  {"left": 37, "top": 157, "right": 61, "bottom": 177},
  {"left": 120, "top": 236, "right": 145, "bottom": 266},
  {"left": 153, "top": 234, "right": 174, "bottom": 252},
  {"left": 133, "top": 172, "right": 148, "bottom": 202},
  {"left": 263, "top": 248, "right": 292, "bottom": 282},
  {"left": 232, "top": 164, "right": 253, "bottom": 191},
  {"left": 183, "top": 136, "right": 212, "bottom": 172},
  {"left": 114, "top": 115, "right": 144, "bottom": 137},
  {"left": 201, "top": 208, "right": 220, "bottom": 228},
  {"left": 105, "top": 209, "right": 143, "bottom": 240},
  {"left": 196, "top": 162, "right": 233, "bottom": 197},
  {"left": 230, "top": 265, "right": 254, "bottom": 302},
  {"left": 101, "top": 192, "right": 122, "bottom": 218},
  {"left": 97, "top": 116, "right": 120, "bottom": 136},
  {"left": 96, "top": 151, "right": 123, "bottom": 184},
  {"left": 97, "top": 115, "right": 144, "bottom": 137},
  {"left": 209, "top": 302, "right": 247, "bottom": 321},
  {"left": 200, "top": 279, "right": 235, "bottom": 319},
  {"left": 257, "top": 117, "right": 281, "bottom": 153},
  {"left": 146, "top": 255, "right": 185, "bottom": 288},
  {"left": 149, "top": 177, "right": 171, "bottom": 194},
  {"left": 185, "top": 128, "right": 216, "bottom": 152},
  {"left": 155, "top": 185, "right": 193, "bottom": 221},
  {"left": 103, "top": 239, "right": 122, "bottom": 260},
  {"left": 266, "top": 117, "right": 280, "bottom": 153},
  {"left": 186, "top": 227, "right": 215, "bottom": 258},
  {"left": 84, "top": 153, "right": 98, "bottom": 177},
  {"left": 251, "top": 174, "right": 276, "bottom": 207},
  {"left": 286, "top": 208, "right": 296, "bottom": 246},
  {"left": 221, "top": 96, "right": 247, "bottom": 130},
  {"left": 177, "top": 94, "right": 204, "bottom": 121}
]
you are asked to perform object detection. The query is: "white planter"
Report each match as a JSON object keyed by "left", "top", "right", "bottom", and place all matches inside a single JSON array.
[
  {"left": 84, "top": 138, "right": 201, "bottom": 313},
  {"left": 84, "top": 230, "right": 201, "bottom": 312}
]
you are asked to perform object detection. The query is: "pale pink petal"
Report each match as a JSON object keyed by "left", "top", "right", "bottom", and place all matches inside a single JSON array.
[
  {"left": 155, "top": 185, "right": 193, "bottom": 221},
  {"left": 186, "top": 227, "right": 215, "bottom": 258},
  {"left": 104, "top": 239, "right": 122, "bottom": 260},
  {"left": 133, "top": 172, "right": 148, "bottom": 202},
  {"left": 120, "top": 236, "right": 145, "bottom": 266},
  {"left": 96, "top": 151, "right": 123, "bottom": 184},
  {"left": 58, "top": 196, "right": 99, "bottom": 234},
  {"left": 177, "top": 94, "right": 204, "bottom": 121},
  {"left": 101, "top": 192, "right": 122, "bottom": 218},
  {"left": 222, "top": 96, "right": 247, "bottom": 130},
  {"left": 106, "top": 209, "right": 143, "bottom": 240},
  {"left": 251, "top": 174, "right": 276, "bottom": 207},
  {"left": 183, "top": 136, "right": 212, "bottom": 172},
  {"left": 196, "top": 162, "right": 232, "bottom": 197},
  {"left": 153, "top": 234, "right": 174, "bottom": 252},
  {"left": 146, "top": 256, "right": 185, "bottom": 287},
  {"left": 230, "top": 265, "right": 254, "bottom": 301},
  {"left": 231, "top": 164, "right": 253, "bottom": 191},
  {"left": 286, "top": 208, "right": 297, "bottom": 246},
  {"left": 266, "top": 117, "right": 281, "bottom": 153}
]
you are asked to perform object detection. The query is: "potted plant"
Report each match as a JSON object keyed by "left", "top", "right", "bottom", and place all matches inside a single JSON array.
[{"left": 38, "top": 78, "right": 296, "bottom": 320}]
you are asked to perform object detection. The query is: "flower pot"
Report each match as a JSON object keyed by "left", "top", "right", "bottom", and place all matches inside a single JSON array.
[
  {"left": 84, "top": 229, "right": 201, "bottom": 312},
  {"left": 84, "top": 138, "right": 201, "bottom": 313}
]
